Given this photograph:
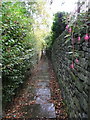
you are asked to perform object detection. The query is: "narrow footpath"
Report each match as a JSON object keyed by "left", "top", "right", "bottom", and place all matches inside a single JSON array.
[{"left": 4, "top": 56, "right": 67, "bottom": 119}]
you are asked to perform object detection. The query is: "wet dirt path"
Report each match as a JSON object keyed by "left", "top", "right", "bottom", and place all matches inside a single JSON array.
[{"left": 4, "top": 56, "right": 67, "bottom": 119}]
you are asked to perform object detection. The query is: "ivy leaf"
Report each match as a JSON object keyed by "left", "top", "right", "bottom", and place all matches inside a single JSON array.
[
  {"left": 65, "top": 37, "right": 71, "bottom": 44},
  {"left": 64, "top": 34, "right": 70, "bottom": 38}
]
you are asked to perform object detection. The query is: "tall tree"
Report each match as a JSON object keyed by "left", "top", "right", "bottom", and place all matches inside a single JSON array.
[{"left": 51, "top": 12, "right": 66, "bottom": 43}]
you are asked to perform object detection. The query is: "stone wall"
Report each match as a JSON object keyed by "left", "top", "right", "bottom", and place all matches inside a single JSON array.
[{"left": 51, "top": 30, "right": 89, "bottom": 119}]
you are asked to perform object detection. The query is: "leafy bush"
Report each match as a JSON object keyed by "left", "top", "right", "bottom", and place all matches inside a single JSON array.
[
  {"left": 2, "top": 1, "right": 49, "bottom": 107},
  {"left": 45, "top": 12, "right": 66, "bottom": 57},
  {"left": 51, "top": 12, "right": 66, "bottom": 44}
]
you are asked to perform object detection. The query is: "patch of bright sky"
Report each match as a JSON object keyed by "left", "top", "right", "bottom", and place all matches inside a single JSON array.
[
  {"left": 44, "top": 0, "right": 79, "bottom": 30},
  {"left": 46, "top": 0, "right": 78, "bottom": 14}
]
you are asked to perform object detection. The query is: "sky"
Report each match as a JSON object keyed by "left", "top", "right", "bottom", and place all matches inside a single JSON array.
[
  {"left": 46, "top": 0, "right": 78, "bottom": 14},
  {"left": 44, "top": 0, "right": 79, "bottom": 30}
]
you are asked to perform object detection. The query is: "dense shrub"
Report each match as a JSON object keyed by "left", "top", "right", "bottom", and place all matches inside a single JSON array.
[
  {"left": 2, "top": 1, "right": 49, "bottom": 107},
  {"left": 45, "top": 12, "right": 66, "bottom": 58},
  {"left": 51, "top": 12, "right": 66, "bottom": 44}
]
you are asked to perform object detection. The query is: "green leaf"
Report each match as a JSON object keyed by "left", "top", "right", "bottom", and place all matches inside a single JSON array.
[
  {"left": 64, "top": 34, "right": 70, "bottom": 38},
  {"left": 65, "top": 37, "right": 71, "bottom": 44}
]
